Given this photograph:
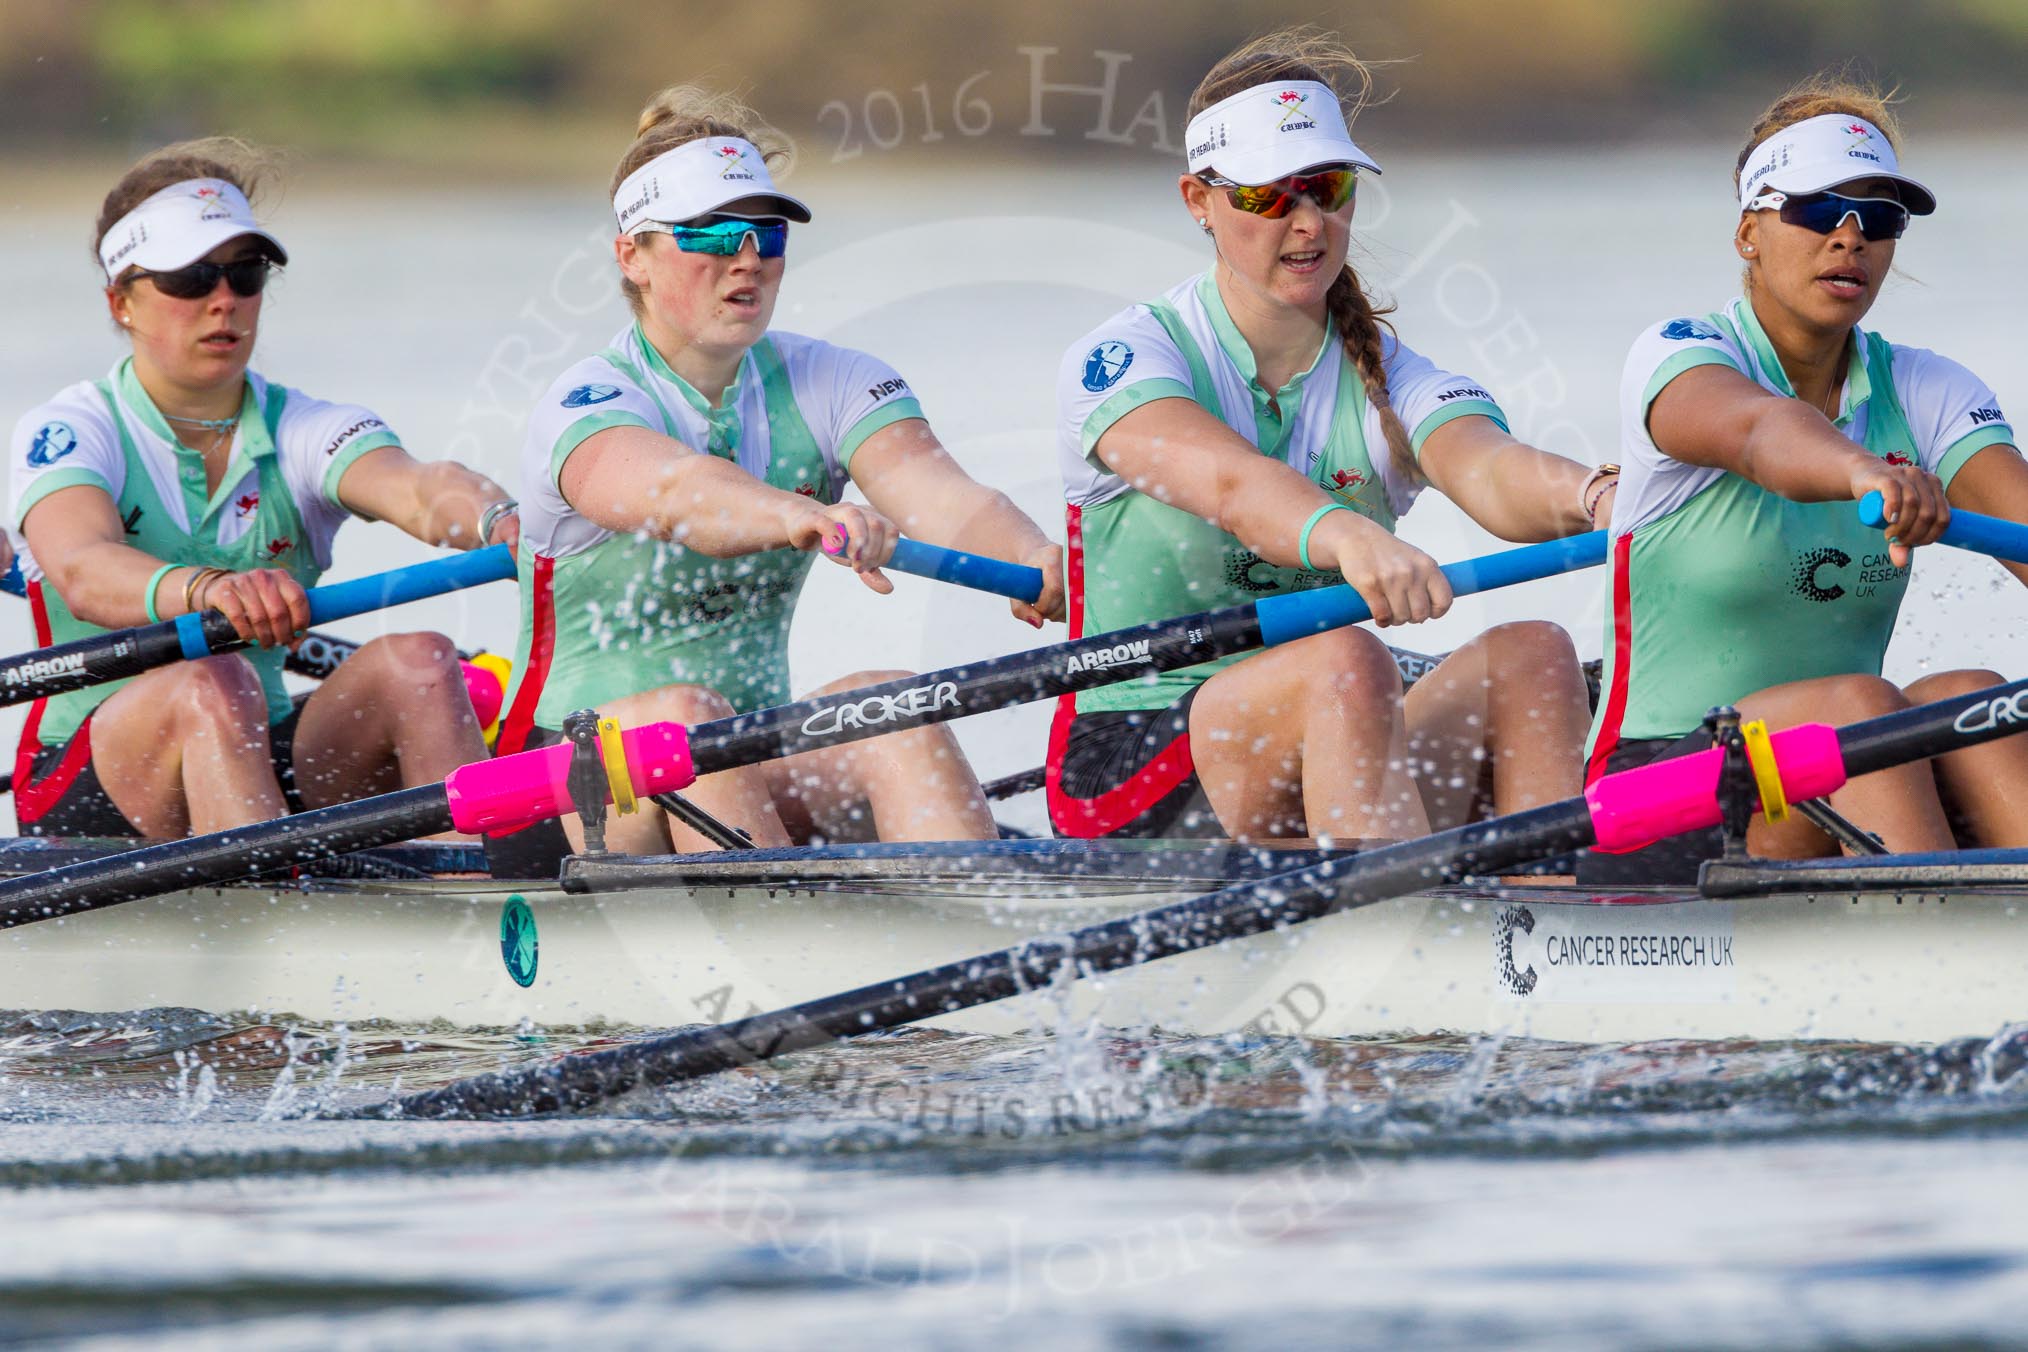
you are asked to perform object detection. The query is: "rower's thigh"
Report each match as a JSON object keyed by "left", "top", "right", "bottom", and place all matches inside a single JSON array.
[
  {"left": 1403, "top": 621, "right": 1587, "bottom": 825},
  {"left": 290, "top": 632, "right": 472, "bottom": 795},
  {"left": 586, "top": 682, "right": 785, "bottom": 854},
  {"left": 90, "top": 656, "right": 269, "bottom": 824},
  {"left": 761, "top": 668, "right": 980, "bottom": 842},
  {"left": 1735, "top": 671, "right": 1929, "bottom": 856},
  {"left": 1903, "top": 667, "right": 2028, "bottom": 846},
  {"left": 1190, "top": 626, "right": 1402, "bottom": 766}
]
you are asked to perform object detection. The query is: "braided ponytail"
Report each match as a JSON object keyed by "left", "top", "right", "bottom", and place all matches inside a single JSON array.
[{"left": 1325, "top": 265, "right": 1418, "bottom": 488}]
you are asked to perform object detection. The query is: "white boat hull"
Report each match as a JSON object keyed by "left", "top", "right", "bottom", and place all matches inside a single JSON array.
[{"left": 3, "top": 839, "right": 2022, "bottom": 1044}]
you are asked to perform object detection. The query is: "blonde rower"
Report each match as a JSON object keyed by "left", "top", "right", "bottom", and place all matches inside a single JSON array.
[{"left": 497, "top": 89, "right": 1064, "bottom": 854}]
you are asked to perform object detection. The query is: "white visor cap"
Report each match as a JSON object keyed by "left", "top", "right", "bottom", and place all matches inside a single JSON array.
[
  {"left": 612, "top": 137, "right": 812, "bottom": 235},
  {"left": 98, "top": 179, "right": 287, "bottom": 283},
  {"left": 1184, "top": 79, "right": 1381, "bottom": 184},
  {"left": 1738, "top": 113, "right": 1936, "bottom": 214}
]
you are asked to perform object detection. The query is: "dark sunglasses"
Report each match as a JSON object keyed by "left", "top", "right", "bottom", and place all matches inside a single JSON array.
[
  {"left": 128, "top": 256, "right": 276, "bottom": 300},
  {"left": 1198, "top": 167, "right": 1357, "bottom": 219},
  {"left": 1752, "top": 189, "right": 1909, "bottom": 242}
]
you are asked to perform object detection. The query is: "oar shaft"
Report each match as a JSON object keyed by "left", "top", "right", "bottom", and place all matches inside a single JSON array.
[
  {"left": 382, "top": 670, "right": 2028, "bottom": 1119},
  {"left": 0, "top": 546, "right": 515, "bottom": 708},
  {"left": 689, "top": 533, "right": 1605, "bottom": 774},
  {"left": 1858, "top": 491, "right": 2028, "bottom": 565},
  {"left": 0, "top": 786, "right": 452, "bottom": 928},
  {"left": 387, "top": 800, "right": 1592, "bottom": 1116}
]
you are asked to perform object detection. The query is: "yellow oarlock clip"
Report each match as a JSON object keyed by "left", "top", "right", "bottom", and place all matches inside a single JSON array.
[
  {"left": 1740, "top": 718, "right": 1789, "bottom": 824},
  {"left": 595, "top": 716, "right": 639, "bottom": 816}
]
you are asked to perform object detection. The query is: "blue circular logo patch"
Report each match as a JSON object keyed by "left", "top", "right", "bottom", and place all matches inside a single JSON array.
[
  {"left": 1660, "top": 318, "right": 1722, "bottom": 342},
  {"left": 562, "top": 383, "right": 623, "bottom": 408},
  {"left": 500, "top": 894, "right": 539, "bottom": 988},
  {"left": 1081, "top": 340, "right": 1134, "bottom": 393},
  {"left": 26, "top": 422, "right": 77, "bottom": 468}
]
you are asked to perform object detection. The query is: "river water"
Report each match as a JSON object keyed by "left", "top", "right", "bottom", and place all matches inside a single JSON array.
[{"left": 3, "top": 142, "right": 2027, "bottom": 1347}]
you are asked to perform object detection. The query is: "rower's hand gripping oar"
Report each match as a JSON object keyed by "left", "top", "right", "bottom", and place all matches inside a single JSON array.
[
  {"left": 0, "top": 532, "right": 1603, "bottom": 931},
  {"left": 0, "top": 545, "right": 517, "bottom": 708},
  {"left": 1858, "top": 492, "right": 2028, "bottom": 565},
  {"left": 376, "top": 669, "right": 2028, "bottom": 1119},
  {"left": 822, "top": 533, "right": 1046, "bottom": 604}
]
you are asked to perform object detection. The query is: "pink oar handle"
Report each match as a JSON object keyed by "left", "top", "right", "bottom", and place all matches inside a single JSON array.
[
  {"left": 443, "top": 720, "right": 696, "bottom": 836},
  {"left": 1585, "top": 722, "right": 1848, "bottom": 853}
]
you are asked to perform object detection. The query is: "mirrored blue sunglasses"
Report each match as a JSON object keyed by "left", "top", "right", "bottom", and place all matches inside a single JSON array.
[{"left": 638, "top": 217, "right": 789, "bottom": 258}]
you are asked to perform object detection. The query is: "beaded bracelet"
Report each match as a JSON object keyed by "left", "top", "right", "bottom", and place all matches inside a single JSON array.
[{"left": 143, "top": 563, "right": 178, "bottom": 624}]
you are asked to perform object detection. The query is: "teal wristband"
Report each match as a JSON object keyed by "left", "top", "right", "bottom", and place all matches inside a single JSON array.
[
  {"left": 143, "top": 563, "right": 178, "bottom": 624},
  {"left": 1297, "top": 503, "right": 1350, "bottom": 573}
]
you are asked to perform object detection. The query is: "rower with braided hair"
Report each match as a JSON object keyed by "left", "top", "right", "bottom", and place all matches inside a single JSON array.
[{"left": 1050, "top": 30, "right": 1607, "bottom": 842}]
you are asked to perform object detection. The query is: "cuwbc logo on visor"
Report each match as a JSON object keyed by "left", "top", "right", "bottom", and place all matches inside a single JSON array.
[{"left": 1275, "top": 89, "right": 1317, "bottom": 131}]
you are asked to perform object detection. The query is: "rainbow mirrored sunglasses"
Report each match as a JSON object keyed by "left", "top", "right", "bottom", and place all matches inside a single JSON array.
[
  {"left": 1197, "top": 166, "right": 1357, "bottom": 219},
  {"left": 1748, "top": 189, "right": 1909, "bottom": 242},
  {"left": 636, "top": 217, "right": 790, "bottom": 257}
]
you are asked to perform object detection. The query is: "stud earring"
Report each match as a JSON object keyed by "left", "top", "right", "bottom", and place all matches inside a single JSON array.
[{"left": 1741, "top": 245, "right": 1756, "bottom": 255}]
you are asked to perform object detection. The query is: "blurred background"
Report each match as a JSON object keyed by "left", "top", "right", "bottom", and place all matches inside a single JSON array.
[{"left": 2, "top": 0, "right": 2025, "bottom": 829}]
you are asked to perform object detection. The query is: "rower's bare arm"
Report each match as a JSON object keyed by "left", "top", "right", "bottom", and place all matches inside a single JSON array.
[
  {"left": 22, "top": 486, "right": 308, "bottom": 644},
  {"left": 847, "top": 418, "right": 1066, "bottom": 624},
  {"left": 560, "top": 425, "right": 900, "bottom": 587},
  {"left": 21, "top": 484, "right": 187, "bottom": 628},
  {"left": 1648, "top": 364, "right": 1948, "bottom": 566},
  {"left": 1943, "top": 443, "right": 2028, "bottom": 588},
  {"left": 1096, "top": 399, "right": 1450, "bottom": 626},
  {"left": 1416, "top": 415, "right": 1597, "bottom": 541},
  {"left": 334, "top": 445, "right": 518, "bottom": 551}
]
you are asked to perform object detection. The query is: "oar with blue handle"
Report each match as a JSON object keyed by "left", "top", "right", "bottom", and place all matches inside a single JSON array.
[
  {"left": 0, "top": 532, "right": 1607, "bottom": 934},
  {"left": 822, "top": 533, "right": 1045, "bottom": 604},
  {"left": 0, "top": 545, "right": 517, "bottom": 708},
  {"left": 1858, "top": 491, "right": 2028, "bottom": 565}
]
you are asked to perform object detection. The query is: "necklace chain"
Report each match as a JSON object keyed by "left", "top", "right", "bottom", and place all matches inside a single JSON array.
[{"left": 161, "top": 412, "right": 240, "bottom": 434}]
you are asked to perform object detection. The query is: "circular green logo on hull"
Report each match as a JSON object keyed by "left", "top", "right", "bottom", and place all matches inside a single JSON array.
[{"left": 500, "top": 895, "right": 539, "bottom": 987}]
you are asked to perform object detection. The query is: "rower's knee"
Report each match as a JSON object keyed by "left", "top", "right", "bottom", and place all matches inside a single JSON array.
[
  {"left": 1907, "top": 667, "right": 2006, "bottom": 704},
  {"left": 1297, "top": 627, "right": 1404, "bottom": 698},
  {"left": 634, "top": 683, "right": 738, "bottom": 726},
  {"left": 349, "top": 631, "right": 465, "bottom": 699},
  {"left": 1816, "top": 673, "right": 1913, "bottom": 721},
  {"left": 172, "top": 655, "right": 267, "bottom": 736},
  {"left": 1481, "top": 621, "right": 1583, "bottom": 703}
]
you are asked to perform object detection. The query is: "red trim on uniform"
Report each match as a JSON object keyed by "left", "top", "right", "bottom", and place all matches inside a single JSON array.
[
  {"left": 14, "top": 581, "right": 92, "bottom": 824},
  {"left": 1045, "top": 503, "right": 1197, "bottom": 838},
  {"left": 1584, "top": 530, "right": 1637, "bottom": 787},
  {"left": 495, "top": 554, "right": 555, "bottom": 757}
]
